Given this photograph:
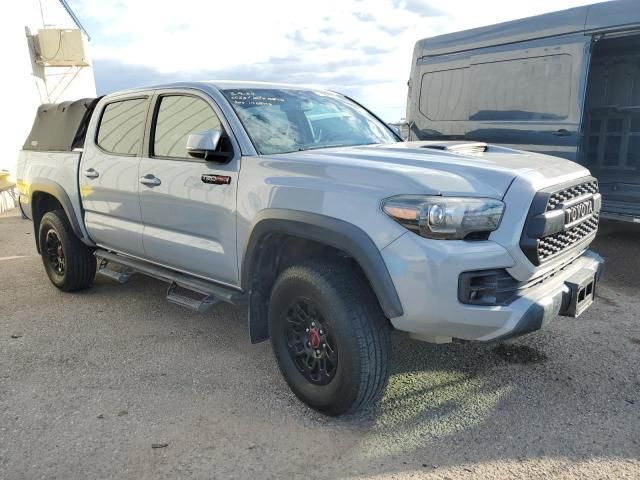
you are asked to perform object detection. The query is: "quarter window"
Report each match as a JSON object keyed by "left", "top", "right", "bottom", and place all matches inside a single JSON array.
[
  {"left": 96, "top": 98, "right": 148, "bottom": 155},
  {"left": 153, "top": 95, "right": 222, "bottom": 159},
  {"left": 419, "top": 68, "right": 469, "bottom": 121}
]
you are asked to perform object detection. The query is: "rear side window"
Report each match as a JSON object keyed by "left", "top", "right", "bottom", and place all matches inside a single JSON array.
[
  {"left": 96, "top": 98, "right": 148, "bottom": 155},
  {"left": 470, "top": 54, "right": 572, "bottom": 121},
  {"left": 152, "top": 95, "right": 222, "bottom": 159}
]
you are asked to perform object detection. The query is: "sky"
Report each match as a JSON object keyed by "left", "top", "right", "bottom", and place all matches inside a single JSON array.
[{"left": 68, "top": 0, "right": 609, "bottom": 121}]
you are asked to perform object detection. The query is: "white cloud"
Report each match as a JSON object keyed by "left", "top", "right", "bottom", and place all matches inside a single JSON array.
[{"left": 71, "top": 0, "right": 608, "bottom": 120}]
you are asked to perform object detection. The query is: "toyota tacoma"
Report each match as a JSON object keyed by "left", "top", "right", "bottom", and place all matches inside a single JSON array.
[{"left": 16, "top": 81, "right": 604, "bottom": 415}]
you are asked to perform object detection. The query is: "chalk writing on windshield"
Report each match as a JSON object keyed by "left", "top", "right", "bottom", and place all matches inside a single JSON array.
[{"left": 227, "top": 91, "right": 285, "bottom": 107}]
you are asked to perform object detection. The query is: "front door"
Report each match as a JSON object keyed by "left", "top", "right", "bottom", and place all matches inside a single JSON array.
[
  {"left": 80, "top": 95, "right": 151, "bottom": 257},
  {"left": 138, "top": 91, "right": 240, "bottom": 286}
]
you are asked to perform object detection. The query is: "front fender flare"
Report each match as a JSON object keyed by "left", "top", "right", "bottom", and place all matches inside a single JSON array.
[{"left": 241, "top": 209, "right": 403, "bottom": 342}]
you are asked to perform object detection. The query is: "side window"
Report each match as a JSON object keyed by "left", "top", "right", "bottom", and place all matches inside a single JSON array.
[
  {"left": 96, "top": 98, "right": 148, "bottom": 155},
  {"left": 470, "top": 54, "right": 572, "bottom": 121},
  {"left": 153, "top": 95, "right": 222, "bottom": 159},
  {"left": 419, "top": 68, "right": 470, "bottom": 121}
]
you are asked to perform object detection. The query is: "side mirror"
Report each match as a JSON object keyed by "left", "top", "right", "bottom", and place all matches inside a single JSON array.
[{"left": 186, "top": 129, "right": 231, "bottom": 161}]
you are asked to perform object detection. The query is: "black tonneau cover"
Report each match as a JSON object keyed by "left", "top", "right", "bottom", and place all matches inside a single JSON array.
[{"left": 23, "top": 97, "right": 101, "bottom": 152}]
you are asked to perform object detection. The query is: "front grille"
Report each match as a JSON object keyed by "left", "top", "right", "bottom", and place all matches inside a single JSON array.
[
  {"left": 520, "top": 177, "right": 600, "bottom": 265},
  {"left": 537, "top": 214, "right": 599, "bottom": 261},
  {"left": 546, "top": 180, "right": 599, "bottom": 212}
]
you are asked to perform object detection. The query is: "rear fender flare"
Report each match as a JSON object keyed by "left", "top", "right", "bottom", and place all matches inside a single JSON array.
[{"left": 29, "top": 179, "right": 86, "bottom": 244}]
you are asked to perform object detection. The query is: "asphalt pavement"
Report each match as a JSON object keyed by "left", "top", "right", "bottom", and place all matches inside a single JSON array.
[{"left": 1, "top": 209, "right": 638, "bottom": 479}]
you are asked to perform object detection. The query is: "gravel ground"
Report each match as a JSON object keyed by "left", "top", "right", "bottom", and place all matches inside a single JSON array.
[{"left": 1, "top": 209, "right": 639, "bottom": 479}]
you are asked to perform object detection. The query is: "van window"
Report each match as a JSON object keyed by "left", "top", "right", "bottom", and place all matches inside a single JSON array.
[
  {"left": 470, "top": 54, "right": 572, "bottom": 121},
  {"left": 153, "top": 95, "right": 222, "bottom": 159},
  {"left": 96, "top": 98, "right": 148, "bottom": 155},
  {"left": 419, "top": 68, "right": 469, "bottom": 121}
]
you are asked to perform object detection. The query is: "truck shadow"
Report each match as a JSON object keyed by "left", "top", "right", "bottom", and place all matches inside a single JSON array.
[{"left": 341, "top": 320, "right": 638, "bottom": 474}]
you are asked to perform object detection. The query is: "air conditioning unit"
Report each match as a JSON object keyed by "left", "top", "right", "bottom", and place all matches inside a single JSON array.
[{"left": 35, "top": 29, "right": 89, "bottom": 67}]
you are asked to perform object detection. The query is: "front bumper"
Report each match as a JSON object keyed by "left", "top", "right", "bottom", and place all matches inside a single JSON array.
[{"left": 381, "top": 232, "right": 604, "bottom": 342}]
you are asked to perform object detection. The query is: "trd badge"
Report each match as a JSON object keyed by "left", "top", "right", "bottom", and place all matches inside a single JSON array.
[{"left": 201, "top": 174, "right": 232, "bottom": 185}]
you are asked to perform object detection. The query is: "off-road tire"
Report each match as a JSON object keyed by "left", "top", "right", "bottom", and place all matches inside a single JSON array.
[
  {"left": 269, "top": 260, "right": 391, "bottom": 415},
  {"left": 38, "top": 210, "right": 96, "bottom": 291}
]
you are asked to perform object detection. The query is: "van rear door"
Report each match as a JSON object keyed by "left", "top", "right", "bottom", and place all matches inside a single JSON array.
[{"left": 582, "top": 32, "right": 640, "bottom": 220}]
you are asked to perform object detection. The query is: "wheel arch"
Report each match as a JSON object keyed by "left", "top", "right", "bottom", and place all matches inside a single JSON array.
[
  {"left": 241, "top": 209, "right": 403, "bottom": 343},
  {"left": 30, "top": 179, "right": 84, "bottom": 252}
]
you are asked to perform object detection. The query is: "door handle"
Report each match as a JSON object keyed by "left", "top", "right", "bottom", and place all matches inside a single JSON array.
[
  {"left": 84, "top": 168, "right": 99, "bottom": 178},
  {"left": 139, "top": 174, "right": 161, "bottom": 187},
  {"left": 552, "top": 129, "right": 571, "bottom": 137}
]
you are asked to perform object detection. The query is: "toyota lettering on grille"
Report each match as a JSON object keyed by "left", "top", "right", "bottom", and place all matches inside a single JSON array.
[{"left": 564, "top": 198, "right": 594, "bottom": 228}]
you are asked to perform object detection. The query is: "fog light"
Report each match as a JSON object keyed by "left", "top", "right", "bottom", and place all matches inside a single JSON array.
[{"left": 458, "top": 269, "right": 518, "bottom": 305}]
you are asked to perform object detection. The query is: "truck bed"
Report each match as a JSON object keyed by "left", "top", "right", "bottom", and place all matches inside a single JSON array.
[{"left": 16, "top": 150, "right": 84, "bottom": 232}]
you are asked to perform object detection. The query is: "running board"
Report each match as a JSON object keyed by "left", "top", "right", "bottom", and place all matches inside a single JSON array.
[
  {"left": 166, "top": 282, "right": 218, "bottom": 313},
  {"left": 97, "top": 261, "right": 135, "bottom": 284},
  {"left": 94, "top": 249, "right": 246, "bottom": 310}
]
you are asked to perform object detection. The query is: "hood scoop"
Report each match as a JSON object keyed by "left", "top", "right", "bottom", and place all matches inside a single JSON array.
[{"left": 420, "top": 141, "right": 488, "bottom": 156}]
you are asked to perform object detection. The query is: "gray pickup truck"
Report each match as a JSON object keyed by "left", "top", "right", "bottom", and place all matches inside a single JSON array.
[{"left": 16, "top": 81, "right": 604, "bottom": 415}]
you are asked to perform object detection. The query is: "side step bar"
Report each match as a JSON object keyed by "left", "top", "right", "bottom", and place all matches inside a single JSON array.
[
  {"left": 95, "top": 249, "right": 246, "bottom": 312},
  {"left": 166, "top": 282, "right": 218, "bottom": 313},
  {"left": 97, "top": 265, "right": 135, "bottom": 284}
]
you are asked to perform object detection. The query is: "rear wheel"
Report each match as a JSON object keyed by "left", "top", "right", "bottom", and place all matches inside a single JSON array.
[
  {"left": 269, "top": 260, "right": 390, "bottom": 415},
  {"left": 38, "top": 210, "right": 96, "bottom": 291}
]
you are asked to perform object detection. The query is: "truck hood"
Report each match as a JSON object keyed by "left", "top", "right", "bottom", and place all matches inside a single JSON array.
[{"left": 274, "top": 141, "right": 590, "bottom": 199}]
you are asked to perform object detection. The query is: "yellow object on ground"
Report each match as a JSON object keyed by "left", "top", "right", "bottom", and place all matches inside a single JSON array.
[{"left": 0, "top": 170, "right": 17, "bottom": 213}]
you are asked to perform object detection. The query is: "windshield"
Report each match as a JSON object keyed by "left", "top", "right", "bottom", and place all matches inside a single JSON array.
[{"left": 221, "top": 88, "right": 399, "bottom": 155}]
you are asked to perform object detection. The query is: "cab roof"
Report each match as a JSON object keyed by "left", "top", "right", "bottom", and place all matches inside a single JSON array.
[{"left": 109, "top": 80, "right": 328, "bottom": 97}]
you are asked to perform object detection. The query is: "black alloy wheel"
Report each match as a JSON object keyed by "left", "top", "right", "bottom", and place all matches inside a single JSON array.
[
  {"left": 44, "top": 229, "right": 65, "bottom": 276},
  {"left": 38, "top": 210, "right": 96, "bottom": 291},
  {"left": 269, "top": 260, "right": 391, "bottom": 415},
  {"left": 285, "top": 298, "right": 338, "bottom": 386}
]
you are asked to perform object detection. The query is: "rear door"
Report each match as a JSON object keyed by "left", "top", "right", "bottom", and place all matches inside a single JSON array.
[
  {"left": 80, "top": 94, "right": 151, "bottom": 256},
  {"left": 138, "top": 90, "right": 240, "bottom": 286},
  {"left": 464, "top": 35, "right": 593, "bottom": 161}
]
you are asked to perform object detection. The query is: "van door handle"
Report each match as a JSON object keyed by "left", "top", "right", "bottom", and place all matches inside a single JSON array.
[
  {"left": 84, "top": 168, "right": 99, "bottom": 178},
  {"left": 139, "top": 174, "right": 161, "bottom": 187},
  {"left": 552, "top": 129, "right": 571, "bottom": 137}
]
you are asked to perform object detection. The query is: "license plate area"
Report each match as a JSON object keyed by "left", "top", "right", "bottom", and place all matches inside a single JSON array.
[{"left": 563, "top": 271, "right": 596, "bottom": 317}]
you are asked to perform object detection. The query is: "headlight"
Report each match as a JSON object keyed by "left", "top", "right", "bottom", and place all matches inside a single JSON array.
[{"left": 382, "top": 195, "right": 505, "bottom": 240}]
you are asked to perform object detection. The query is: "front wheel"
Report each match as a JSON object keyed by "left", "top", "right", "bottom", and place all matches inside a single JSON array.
[
  {"left": 269, "top": 260, "right": 390, "bottom": 416},
  {"left": 38, "top": 210, "right": 96, "bottom": 291}
]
